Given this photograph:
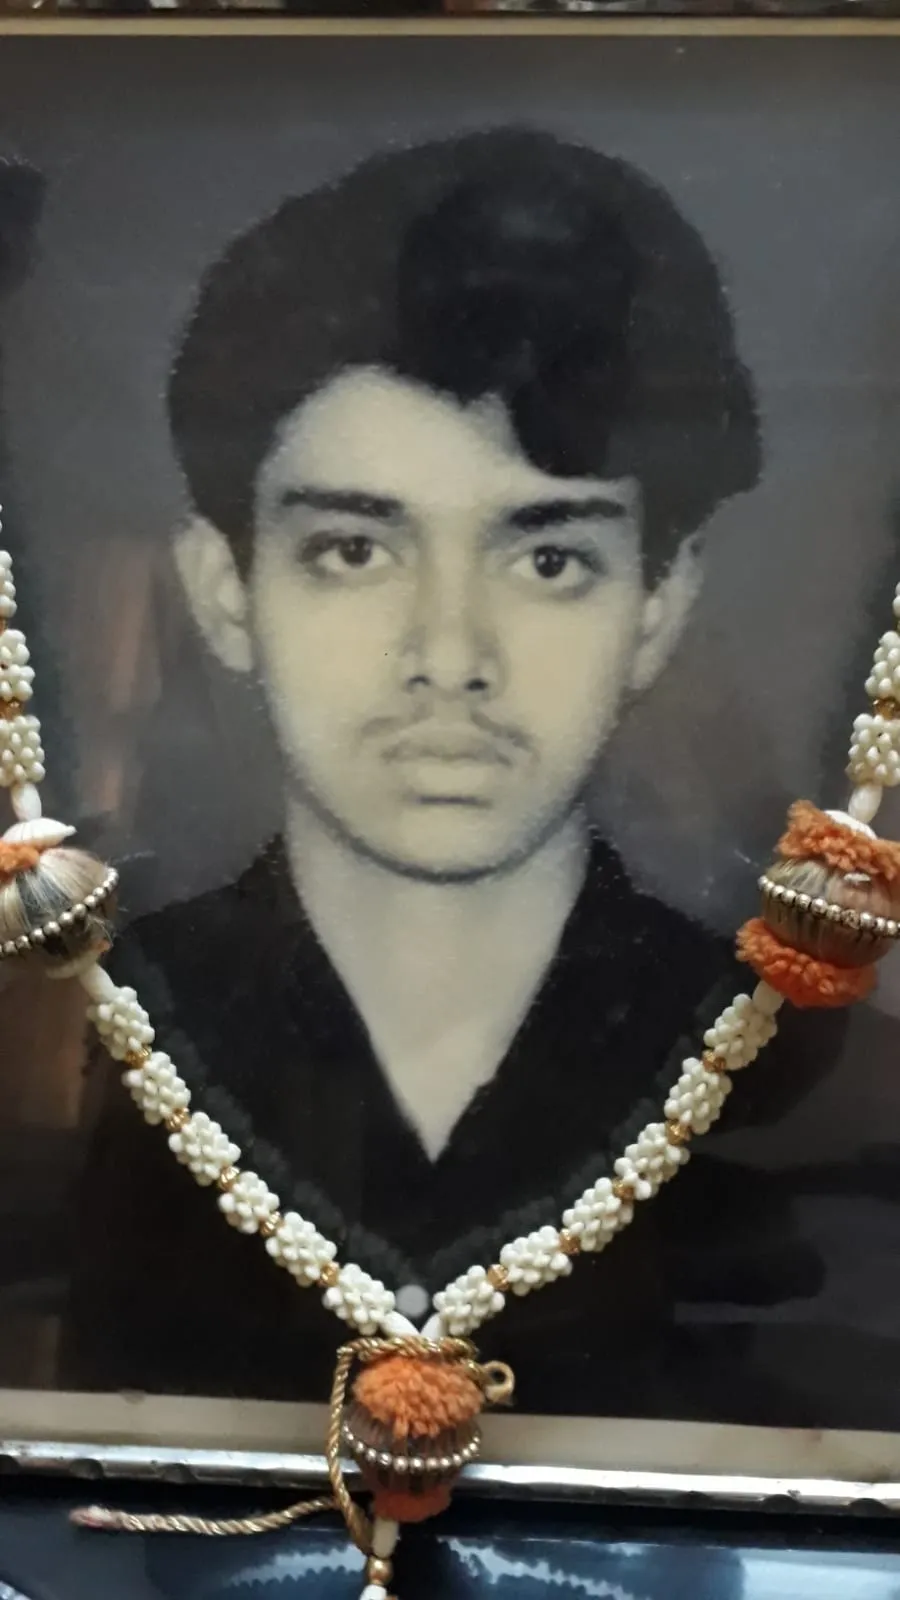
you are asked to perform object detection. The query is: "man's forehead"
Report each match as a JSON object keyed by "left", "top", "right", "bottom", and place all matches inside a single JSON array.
[{"left": 260, "top": 367, "right": 630, "bottom": 520}]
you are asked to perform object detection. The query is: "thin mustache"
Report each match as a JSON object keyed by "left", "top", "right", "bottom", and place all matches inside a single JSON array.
[
  {"left": 385, "top": 733, "right": 511, "bottom": 767},
  {"left": 363, "top": 707, "right": 533, "bottom": 759}
]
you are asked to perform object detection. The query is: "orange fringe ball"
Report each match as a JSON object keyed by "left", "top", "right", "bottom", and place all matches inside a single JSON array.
[
  {"left": 354, "top": 1354, "right": 483, "bottom": 1442},
  {"left": 370, "top": 1484, "right": 454, "bottom": 1524},
  {"left": 737, "top": 918, "right": 875, "bottom": 1008},
  {"left": 779, "top": 800, "right": 900, "bottom": 883},
  {"left": 0, "top": 840, "right": 40, "bottom": 883}
]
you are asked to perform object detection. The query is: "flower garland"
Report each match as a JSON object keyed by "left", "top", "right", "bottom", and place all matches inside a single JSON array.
[{"left": 2, "top": 525, "right": 900, "bottom": 1598}]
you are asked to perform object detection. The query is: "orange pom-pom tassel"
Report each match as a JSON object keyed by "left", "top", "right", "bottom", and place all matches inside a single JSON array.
[
  {"left": 779, "top": 800, "right": 900, "bottom": 883},
  {"left": 371, "top": 1485, "right": 453, "bottom": 1524},
  {"left": 354, "top": 1353, "right": 483, "bottom": 1441},
  {"left": 737, "top": 917, "right": 875, "bottom": 1008},
  {"left": 0, "top": 840, "right": 40, "bottom": 882}
]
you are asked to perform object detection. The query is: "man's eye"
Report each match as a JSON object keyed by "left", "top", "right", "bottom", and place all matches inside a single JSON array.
[
  {"left": 332, "top": 535, "right": 376, "bottom": 569},
  {"left": 509, "top": 544, "right": 598, "bottom": 590},
  {"left": 299, "top": 533, "right": 393, "bottom": 576},
  {"left": 532, "top": 546, "right": 572, "bottom": 581}
]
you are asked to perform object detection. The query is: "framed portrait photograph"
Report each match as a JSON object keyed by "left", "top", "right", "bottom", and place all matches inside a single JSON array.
[{"left": 1, "top": 14, "right": 900, "bottom": 1523}]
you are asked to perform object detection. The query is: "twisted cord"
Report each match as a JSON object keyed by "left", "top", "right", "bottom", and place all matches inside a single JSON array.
[{"left": 69, "top": 1496, "right": 337, "bottom": 1538}]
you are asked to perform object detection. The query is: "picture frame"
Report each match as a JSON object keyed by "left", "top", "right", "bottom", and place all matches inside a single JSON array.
[{"left": 2, "top": 11, "right": 900, "bottom": 1531}]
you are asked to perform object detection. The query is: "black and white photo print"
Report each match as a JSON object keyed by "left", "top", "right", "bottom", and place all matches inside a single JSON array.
[{"left": 1, "top": 33, "right": 900, "bottom": 1443}]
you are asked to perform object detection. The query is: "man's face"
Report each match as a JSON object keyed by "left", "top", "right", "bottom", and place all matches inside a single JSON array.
[{"left": 249, "top": 367, "right": 648, "bottom": 881}]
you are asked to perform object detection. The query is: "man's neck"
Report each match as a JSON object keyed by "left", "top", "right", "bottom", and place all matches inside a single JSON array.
[{"left": 284, "top": 803, "right": 589, "bottom": 1159}]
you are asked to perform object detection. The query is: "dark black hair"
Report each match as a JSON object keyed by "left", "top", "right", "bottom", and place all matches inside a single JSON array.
[{"left": 168, "top": 127, "right": 760, "bottom": 584}]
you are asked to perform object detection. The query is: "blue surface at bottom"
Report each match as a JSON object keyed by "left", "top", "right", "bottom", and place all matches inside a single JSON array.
[{"left": 0, "top": 1486, "right": 898, "bottom": 1600}]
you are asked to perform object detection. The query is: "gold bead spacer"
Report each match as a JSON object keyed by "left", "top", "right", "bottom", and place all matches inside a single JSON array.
[
  {"left": 702, "top": 1050, "right": 729, "bottom": 1075},
  {"left": 487, "top": 1263, "right": 510, "bottom": 1292},
  {"left": 258, "top": 1212, "right": 281, "bottom": 1239},
  {"left": 0, "top": 698, "right": 22, "bottom": 721},
  {"left": 217, "top": 1165, "right": 240, "bottom": 1192},
  {"left": 124, "top": 1046, "right": 152, "bottom": 1069},
  {"left": 367, "top": 1557, "right": 393, "bottom": 1586},
  {"left": 558, "top": 1228, "right": 581, "bottom": 1256},
  {"left": 319, "top": 1260, "right": 340, "bottom": 1288},
  {"left": 165, "top": 1108, "right": 189, "bottom": 1133},
  {"left": 872, "top": 696, "right": 900, "bottom": 721},
  {"left": 665, "top": 1120, "right": 692, "bottom": 1146},
  {"left": 612, "top": 1179, "right": 636, "bottom": 1202}
]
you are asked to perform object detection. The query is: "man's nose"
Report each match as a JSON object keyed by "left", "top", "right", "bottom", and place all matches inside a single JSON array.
[{"left": 400, "top": 566, "right": 501, "bottom": 699}]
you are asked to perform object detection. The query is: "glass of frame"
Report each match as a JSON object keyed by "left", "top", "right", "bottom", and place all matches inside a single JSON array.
[{"left": 0, "top": 12, "right": 900, "bottom": 1530}]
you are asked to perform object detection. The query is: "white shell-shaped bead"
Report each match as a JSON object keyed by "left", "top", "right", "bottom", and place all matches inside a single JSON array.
[
  {"left": 11, "top": 783, "right": 42, "bottom": 821},
  {"left": 824, "top": 808, "right": 875, "bottom": 839},
  {"left": 2, "top": 817, "right": 75, "bottom": 849}
]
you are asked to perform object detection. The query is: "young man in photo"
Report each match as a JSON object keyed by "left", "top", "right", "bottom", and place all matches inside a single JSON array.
[{"left": 63, "top": 128, "right": 841, "bottom": 1422}]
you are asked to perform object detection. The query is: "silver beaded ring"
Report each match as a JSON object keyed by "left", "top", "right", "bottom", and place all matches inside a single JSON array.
[
  {"left": 0, "top": 865, "right": 119, "bottom": 958},
  {"left": 758, "top": 872, "right": 900, "bottom": 938}
]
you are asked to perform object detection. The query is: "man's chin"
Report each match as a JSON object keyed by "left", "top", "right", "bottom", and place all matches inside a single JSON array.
[{"left": 338, "top": 805, "right": 550, "bottom": 885}]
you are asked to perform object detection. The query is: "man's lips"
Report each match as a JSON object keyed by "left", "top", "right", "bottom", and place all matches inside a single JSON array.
[{"left": 382, "top": 729, "right": 515, "bottom": 766}]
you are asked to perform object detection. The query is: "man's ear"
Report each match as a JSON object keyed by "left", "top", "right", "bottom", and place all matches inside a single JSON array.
[
  {"left": 629, "top": 536, "right": 704, "bottom": 695},
  {"left": 173, "top": 517, "right": 254, "bottom": 674}
]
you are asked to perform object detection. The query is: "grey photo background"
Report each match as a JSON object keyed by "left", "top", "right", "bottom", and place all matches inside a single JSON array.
[{"left": 1, "top": 34, "right": 900, "bottom": 1390}]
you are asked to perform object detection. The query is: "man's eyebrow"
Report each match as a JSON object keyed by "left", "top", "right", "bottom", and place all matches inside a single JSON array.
[
  {"left": 507, "top": 495, "right": 629, "bottom": 532},
  {"left": 278, "top": 486, "right": 403, "bottom": 521}
]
